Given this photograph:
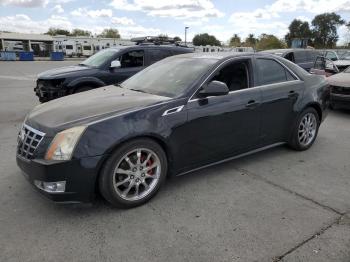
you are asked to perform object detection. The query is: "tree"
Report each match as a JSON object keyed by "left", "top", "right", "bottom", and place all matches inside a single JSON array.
[
  {"left": 71, "top": 29, "right": 92, "bottom": 37},
  {"left": 173, "top": 36, "right": 182, "bottom": 42},
  {"left": 45, "top": 27, "right": 70, "bottom": 36},
  {"left": 98, "top": 28, "right": 120, "bottom": 38},
  {"left": 229, "top": 34, "right": 241, "bottom": 47},
  {"left": 244, "top": 34, "right": 257, "bottom": 47},
  {"left": 256, "top": 34, "right": 286, "bottom": 50},
  {"left": 192, "top": 33, "right": 221, "bottom": 46},
  {"left": 285, "top": 19, "right": 312, "bottom": 47},
  {"left": 312, "top": 12, "right": 345, "bottom": 48}
]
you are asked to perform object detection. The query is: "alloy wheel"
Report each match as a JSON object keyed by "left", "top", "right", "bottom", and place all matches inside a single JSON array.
[
  {"left": 112, "top": 148, "right": 161, "bottom": 201},
  {"left": 298, "top": 113, "right": 317, "bottom": 147}
]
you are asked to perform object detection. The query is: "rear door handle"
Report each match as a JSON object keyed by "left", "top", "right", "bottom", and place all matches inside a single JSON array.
[
  {"left": 288, "top": 90, "right": 298, "bottom": 98},
  {"left": 246, "top": 100, "right": 260, "bottom": 109}
]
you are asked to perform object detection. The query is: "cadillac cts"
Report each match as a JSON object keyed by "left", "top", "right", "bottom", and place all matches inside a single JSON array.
[{"left": 16, "top": 53, "right": 330, "bottom": 208}]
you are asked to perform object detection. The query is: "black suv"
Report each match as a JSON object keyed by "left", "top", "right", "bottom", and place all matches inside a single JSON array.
[
  {"left": 260, "top": 49, "right": 320, "bottom": 72},
  {"left": 35, "top": 45, "right": 193, "bottom": 102}
]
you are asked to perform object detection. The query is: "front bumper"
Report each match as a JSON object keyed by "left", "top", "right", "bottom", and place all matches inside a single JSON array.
[
  {"left": 331, "top": 93, "right": 350, "bottom": 109},
  {"left": 34, "top": 84, "right": 66, "bottom": 102},
  {"left": 16, "top": 154, "right": 105, "bottom": 203}
]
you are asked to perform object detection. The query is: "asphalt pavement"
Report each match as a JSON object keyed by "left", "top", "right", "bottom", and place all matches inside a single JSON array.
[{"left": 0, "top": 61, "right": 349, "bottom": 262}]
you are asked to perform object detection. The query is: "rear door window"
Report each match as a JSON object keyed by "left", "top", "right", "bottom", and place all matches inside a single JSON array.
[
  {"left": 294, "top": 51, "right": 306, "bottom": 63},
  {"left": 147, "top": 49, "right": 171, "bottom": 65},
  {"left": 256, "top": 58, "right": 295, "bottom": 85}
]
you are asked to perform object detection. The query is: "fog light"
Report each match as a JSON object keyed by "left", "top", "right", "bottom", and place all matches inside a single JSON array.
[{"left": 34, "top": 180, "right": 66, "bottom": 193}]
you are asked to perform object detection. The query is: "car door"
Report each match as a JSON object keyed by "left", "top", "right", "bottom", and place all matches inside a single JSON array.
[
  {"left": 256, "top": 57, "right": 304, "bottom": 145},
  {"left": 104, "top": 50, "right": 146, "bottom": 84},
  {"left": 179, "top": 58, "right": 262, "bottom": 169},
  {"left": 310, "top": 56, "right": 339, "bottom": 77}
]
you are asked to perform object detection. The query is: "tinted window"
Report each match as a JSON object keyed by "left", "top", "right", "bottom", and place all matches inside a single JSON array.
[
  {"left": 211, "top": 61, "right": 250, "bottom": 92},
  {"left": 66, "top": 45, "right": 73, "bottom": 49},
  {"left": 294, "top": 51, "right": 306, "bottom": 63},
  {"left": 284, "top": 52, "right": 295, "bottom": 62},
  {"left": 257, "top": 59, "right": 294, "bottom": 85},
  {"left": 148, "top": 49, "right": 171, "bottom": 64},
  {"left": 120, "top": 50, "right": 144, "bottom": 68},
  {"left": 286, "top": 70, "right": 296, "bottom": 81}
]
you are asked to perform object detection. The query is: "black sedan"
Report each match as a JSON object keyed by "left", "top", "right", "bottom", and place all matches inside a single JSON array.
[{"left": 17, "top": 52, "right": 330, "bottom": 208}]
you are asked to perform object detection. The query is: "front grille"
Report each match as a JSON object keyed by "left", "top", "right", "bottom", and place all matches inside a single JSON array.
[
  {"left": 331, "top": 86, "right": 350, "bottom": 95},
  {"left": 17, "top": 124, "right": 45, "bottom": 160}
]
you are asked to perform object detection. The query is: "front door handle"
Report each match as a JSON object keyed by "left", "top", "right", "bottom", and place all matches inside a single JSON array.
[
  {"left": 246, "top": 100, "right": 260, "bottom": 109},
  {"left": 288, "top": 90, "right": 298, "bottom": 98}
]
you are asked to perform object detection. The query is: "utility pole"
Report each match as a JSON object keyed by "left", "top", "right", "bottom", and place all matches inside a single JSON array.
[{"left": 185, "top": 26, "right": 189, "bottom": 46}]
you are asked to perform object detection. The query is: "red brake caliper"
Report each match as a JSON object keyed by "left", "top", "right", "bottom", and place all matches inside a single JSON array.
[{"left": 146, "top": 158, "right": 154, "bottom": 176}]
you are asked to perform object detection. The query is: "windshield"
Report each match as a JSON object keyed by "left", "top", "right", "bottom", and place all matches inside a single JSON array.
[
  {"left": 121, "top": 57, "right": 217, "bottom": 98},
  {"left": 80, "top": 48, "right": 120, "bottom": 67},
  {"left": 339, "top": 51, "right": 350, "bottom": 60}
]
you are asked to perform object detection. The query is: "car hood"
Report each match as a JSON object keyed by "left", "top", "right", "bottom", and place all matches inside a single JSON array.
[
  {"left": 26, "top": 86, "right": 170, "bottom": 135},
  {"left": 37, "top": 65, "right": 95, "bottom": 79},
  {"left": 328, "top": 72, "right": 350, "bottom": 87},
  {"left": 334, "top": 60, "right": 350, "bottom": 67}
]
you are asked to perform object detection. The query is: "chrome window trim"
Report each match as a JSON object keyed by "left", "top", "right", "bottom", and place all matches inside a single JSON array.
[
  {"left": 188, "top": 79, "right": 303, "bottom": 103},
  {"left": 188, "top": 56, "right": 302, "bottom": 103}
]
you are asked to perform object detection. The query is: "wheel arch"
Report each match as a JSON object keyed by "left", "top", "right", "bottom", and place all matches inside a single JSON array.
[
  {"left": 302, "top": 102, "right": 322, "bottom": 122},
  {"left": 93, "top": 134, "right": 173, "bottom": 195},
  {"left": 67, "top": 77, "right": 106, "bottom": 93}
]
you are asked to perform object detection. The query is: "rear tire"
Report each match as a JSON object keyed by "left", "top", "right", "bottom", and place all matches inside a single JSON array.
[
  {"left": 288, "top": 107, "right": 320, "bottom": 151},
  {"left": 99, "top": 138, "right": 167, "bottom": 208}
]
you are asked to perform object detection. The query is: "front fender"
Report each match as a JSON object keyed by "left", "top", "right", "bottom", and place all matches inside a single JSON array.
[{"left": 67, "top": 77, "right": 106, "bottom": 89}]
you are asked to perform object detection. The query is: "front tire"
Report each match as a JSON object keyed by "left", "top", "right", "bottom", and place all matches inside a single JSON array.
[
  {"left": 99, "top": 138, "right": 167, "bottom": 208},
  {"left": 288, "top": 107, "right": 320, "bottom": 151}
]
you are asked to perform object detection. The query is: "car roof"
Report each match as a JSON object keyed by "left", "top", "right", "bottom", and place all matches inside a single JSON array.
[
  {"left": 110, "top": 45, "right": 193, "bottom": 52},
  {"left": 261, "top": 48, "right": 317, "bottom": 54},
  {"left": 168, "top": 51, "right": 290, "bottom": 61},
  {"left": 169, "top": 52, "right": 255, "bottom": 60}
]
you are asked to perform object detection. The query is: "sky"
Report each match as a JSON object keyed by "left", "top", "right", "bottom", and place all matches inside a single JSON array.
[{"left": 0, "top": 0, "right": 350, "bottom": 44}]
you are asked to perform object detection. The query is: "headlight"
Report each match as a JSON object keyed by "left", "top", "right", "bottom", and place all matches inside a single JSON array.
[{"left": 45, "top": 126, "right": 87, "bottom": 160}]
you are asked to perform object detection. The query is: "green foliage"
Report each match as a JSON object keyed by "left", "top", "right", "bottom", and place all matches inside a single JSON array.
[
  {"left": 45, "top": 28, "right": 71, "bottom": 36},
  {"left": 244, "top": 34, "right": 257, "bottom": 47},
  {"left": 173, "top": 36, "right": 182, "bottom": 42},
  {"left": 98, "top": 28, "right": 121, "bottom": 39},
  {"left": 71, "top": 29, "right": 92, "bottom": 37},
  {"left": 256, "top": 34, "right": 286, "bottom": 50},
  {"left": 285, "top": 19, "right": 312, "bottom": 47},
  {"left": 192, "top": 33, "right": 221, "bottom": 46},
  {"left": 229, "top": 34, "right": 241, "bottom": 47},
  {"left": 312, "top": 12, "right": 345, "bottom": 48}
]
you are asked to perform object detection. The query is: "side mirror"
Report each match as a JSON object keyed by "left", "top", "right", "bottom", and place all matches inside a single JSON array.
[
  {"left": 110, "top": 60, "right": 121, "bottom": 68},
  {"left": 198, "top": 80, "right": 229, "bottom": 97}
]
